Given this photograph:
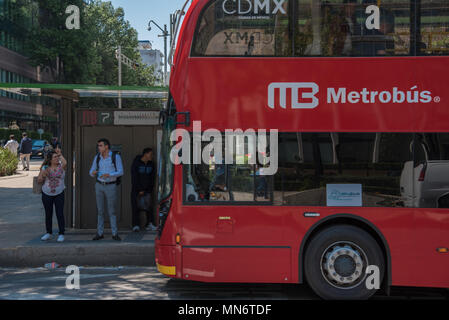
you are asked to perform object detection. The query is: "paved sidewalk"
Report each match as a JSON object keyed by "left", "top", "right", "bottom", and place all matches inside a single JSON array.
[{"left": 0, "top": 160, "right": 156, "bottom": 268}]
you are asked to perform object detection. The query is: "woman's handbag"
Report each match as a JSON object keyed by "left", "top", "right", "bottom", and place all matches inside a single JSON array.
[
  {"left": 137, "top": 193, "right": 152, "bottom": 229},
  {"left": 137, "top": 193, "right": 151, "bottom": 212},
  {"left": 32, "top": 176, "right": 43, "bottom": 194}
]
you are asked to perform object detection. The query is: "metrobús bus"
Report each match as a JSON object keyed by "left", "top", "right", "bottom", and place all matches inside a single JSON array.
[{"left": 155, "top": 0, "right": 449, "bottom": 299}]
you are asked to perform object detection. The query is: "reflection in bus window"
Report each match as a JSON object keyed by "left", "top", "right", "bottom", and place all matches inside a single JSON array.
[
  {"left": 192, "top": 0, "right": 291, "bottom": 56},
  {"left": 296, "top": 0, "right": 410, "bottom": 57},
  {"left": 275, "top": 133, "right": 413, "bottom": 207},
  {"left": 185, "top": 133, "right": 416, "bottom": 207},
  {"left": 419, "top": 1, "right": 449, "bottom": 55},
  {"left": 186, "top": 163, "right": 272, "bottom": 203},
  {"left": 184, "top": 135, "right": 272, "bottom": 203},
  {"left": 184, "top": 133, "right": 449, "bottom": 207},
  {"left": 296, "top": 0, "right": 349, "bottom": 56},
  {"left": 192, "top": 0, "right": 449, "bottom": 57},
  {"left": 409, "top": 133, "right": 449, "bottom": 208}
]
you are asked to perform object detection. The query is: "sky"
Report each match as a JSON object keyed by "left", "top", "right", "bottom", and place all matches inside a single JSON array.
[{"left": 109, "top": 0, "right": 191, "bottom": 53}]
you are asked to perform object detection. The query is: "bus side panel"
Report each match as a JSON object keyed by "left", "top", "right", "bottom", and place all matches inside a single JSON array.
[
  {"left": 182, "top": 247, "right": 291, "bottom": 283},
  {"left": 180, "top": 204, "right": 294, "bottom": 283},
  {"left": 182, "top": 58, "right": 421, "bottom": 132},
  {"left": 155, "top": 242, "right": 178, "bottom": 278},
  {"left": 158, "top": 166, "right": 184, "bottom": 247},
  {"left": 284, "top": 208, "right": 417, "bottom": 287},
  {"left": 413, "top": 208, "right": 449, "bottom": 288}
]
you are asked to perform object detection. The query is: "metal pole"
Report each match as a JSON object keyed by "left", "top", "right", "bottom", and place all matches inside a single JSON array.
[
  {"left": 118, "top": 45, "right": 122, "bottom": 109},
  {"left": 148, "top": 20, "right": 170, "bottom": 86},
  {"left": 164, "top": 24, "right": 168, "bottom": 86},
  {"left": 170, "top": 14, "right": 173, "bottom": 48}
]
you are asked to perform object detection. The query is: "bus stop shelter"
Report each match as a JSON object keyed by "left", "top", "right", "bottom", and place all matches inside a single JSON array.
[{"left": 0, "top": 83, "right": 168, "bottom": 230}]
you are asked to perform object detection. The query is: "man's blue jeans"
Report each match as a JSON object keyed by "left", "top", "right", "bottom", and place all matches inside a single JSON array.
[{"left": 95, "top": 183, "right": 118, "bottom": 236}]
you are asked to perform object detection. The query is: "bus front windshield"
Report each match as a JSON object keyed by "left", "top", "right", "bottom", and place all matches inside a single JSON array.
[{"left": 158, "top": 116, "right": 175, "bottom": 202}]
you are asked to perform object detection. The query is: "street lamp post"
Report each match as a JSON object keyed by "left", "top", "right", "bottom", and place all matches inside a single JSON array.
[
  {"left": 115, "top": 46, "right": 140, "bottom": 108},
  {"left": 118, "top": 45, "right": 122, "bottom": 109},
  {"left": 148, "top": 20, "right": 168, "bottom": 86}
]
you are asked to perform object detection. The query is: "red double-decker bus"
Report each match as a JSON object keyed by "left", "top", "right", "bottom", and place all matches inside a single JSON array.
[{"left": 155, "top": 0, "right": 449, "bottom": 299}]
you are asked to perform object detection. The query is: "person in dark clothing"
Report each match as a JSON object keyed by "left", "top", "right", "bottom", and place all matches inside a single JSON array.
[
  {"left": 51, "top": 137, "right": 59, "bottom": 149},
  {"left": 19, "top": 132, "right": 32, "bottom": 171},
  {"left": 131, "top": 148, "right": 157, "bottom": 231}
]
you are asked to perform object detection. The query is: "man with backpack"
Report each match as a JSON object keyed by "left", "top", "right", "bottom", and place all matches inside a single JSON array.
[{"left": 89, "top": 138, "right": 124, "bottom": 241}]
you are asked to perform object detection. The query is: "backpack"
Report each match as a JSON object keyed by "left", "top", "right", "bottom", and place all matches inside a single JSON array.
[{"left": 96, "top": 151, "right": 121, "bottom": 185}]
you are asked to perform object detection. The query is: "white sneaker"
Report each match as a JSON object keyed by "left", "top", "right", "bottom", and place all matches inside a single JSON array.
[
  {"left": 57, "top": 235, "right": 65, "bottom": 242},
  {"left": 146, "top": 224, "right": 158, "bottom": 231},
  {"left": 132, "top": 226, "right": 140, "bottom": 232},
  {"left": 41, "top": 233, "right": 53, "bottom": 241}
]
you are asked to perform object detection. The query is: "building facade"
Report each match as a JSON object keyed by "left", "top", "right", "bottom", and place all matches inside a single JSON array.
[
  {"left": 0, "top": 0, "right": 58, "bottom": 135},
  {"left": 138, "top": 40, "right": 165, "bottom": 86}
]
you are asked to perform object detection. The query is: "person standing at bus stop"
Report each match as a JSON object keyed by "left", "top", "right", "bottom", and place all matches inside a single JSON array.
[
  {"left": 38, "top": 149, "right": 67, "bottom": 242},
  {"left": 131, "top": 148, "right": 157, "bottom": 232},
  {"left": 89, "top": 138, "right": 124, "bottom": 241}
]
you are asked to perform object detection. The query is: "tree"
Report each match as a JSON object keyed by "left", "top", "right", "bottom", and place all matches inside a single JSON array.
[
  {"left": 26, "top": 0, "right": 97, "bottom": 83},
  {"left": 85, "top": 0, "right": 155, "bottom": 87},
  {"left": 25, "top": 0, "right": 155, "bottom": 87}
]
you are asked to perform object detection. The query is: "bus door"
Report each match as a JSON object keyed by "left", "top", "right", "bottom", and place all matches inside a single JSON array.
[{"left": 181, "top": 158, "right": 292, "bottom": 283}]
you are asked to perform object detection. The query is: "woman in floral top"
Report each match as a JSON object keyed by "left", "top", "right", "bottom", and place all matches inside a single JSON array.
[{"left": 38, "top": 147, "right": 67, "bottom": 242}]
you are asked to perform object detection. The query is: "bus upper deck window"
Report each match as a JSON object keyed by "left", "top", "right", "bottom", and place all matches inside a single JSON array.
[{"left": 192, "top": 0, "right": 291, "bottom": 57}]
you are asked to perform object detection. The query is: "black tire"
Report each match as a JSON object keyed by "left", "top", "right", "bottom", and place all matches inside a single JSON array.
[{"left": 304, "top": 224, "right": 384, "bottom": 300}]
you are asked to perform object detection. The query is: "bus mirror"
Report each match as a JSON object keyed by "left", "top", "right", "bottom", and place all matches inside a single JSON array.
[{"left": 159, "top": 110, "right": 168, "bottom": 126}]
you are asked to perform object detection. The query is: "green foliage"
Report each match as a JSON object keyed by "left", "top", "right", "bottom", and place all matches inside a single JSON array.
[
  {"left": 0, "top": 129, "right": 52, "bottom": 142},
  {"left": 78, "top": 97, "right": 164, "bottom": 109},
  {"left": 0, "top": 148, "right": 19, "bottom": 176},
  {"left": 25, "top": 0, "right": 156, "bottom": 87},
  {"left": 27, "top": 131, "right": 53, "bottom": 142},
  {"left": 0, "top": 129, "right": 21, "bottom": 142},
  {"left": 26, "top": 0, "right": 94, "bottom": 83}
]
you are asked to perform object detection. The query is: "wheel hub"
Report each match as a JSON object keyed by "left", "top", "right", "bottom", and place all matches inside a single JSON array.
[
  {"left": 334, "top": 255, "right": 356, "bottom": 277},
  {"left": 321, "top": 243, "right": 366, "bottom": 288}
]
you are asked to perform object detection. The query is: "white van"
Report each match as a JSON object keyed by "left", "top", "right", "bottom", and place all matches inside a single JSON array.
[{"left": 400, "top": 160, "right": 449, "bottom": 208}]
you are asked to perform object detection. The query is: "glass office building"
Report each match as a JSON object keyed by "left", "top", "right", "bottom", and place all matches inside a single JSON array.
[{"left": 0, "top": 0, "right": 58, "bottom": 135}]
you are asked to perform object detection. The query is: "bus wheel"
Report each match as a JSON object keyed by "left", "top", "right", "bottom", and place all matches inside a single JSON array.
[{"left": 304, "top": 224, "right": 384, "bottom": 300}]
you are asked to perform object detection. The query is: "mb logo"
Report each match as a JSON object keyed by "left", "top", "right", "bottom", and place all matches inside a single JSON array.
[{"left": 268, "top": 82, "right": 319, "bottom": 109}]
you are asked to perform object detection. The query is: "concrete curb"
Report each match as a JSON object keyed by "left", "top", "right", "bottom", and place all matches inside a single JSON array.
[
  {"left": 0, "top": 243, "right": 156, "bottom": 268},
  {"left": 0, "top": 172, "right": 28, "bottom": 180}
]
